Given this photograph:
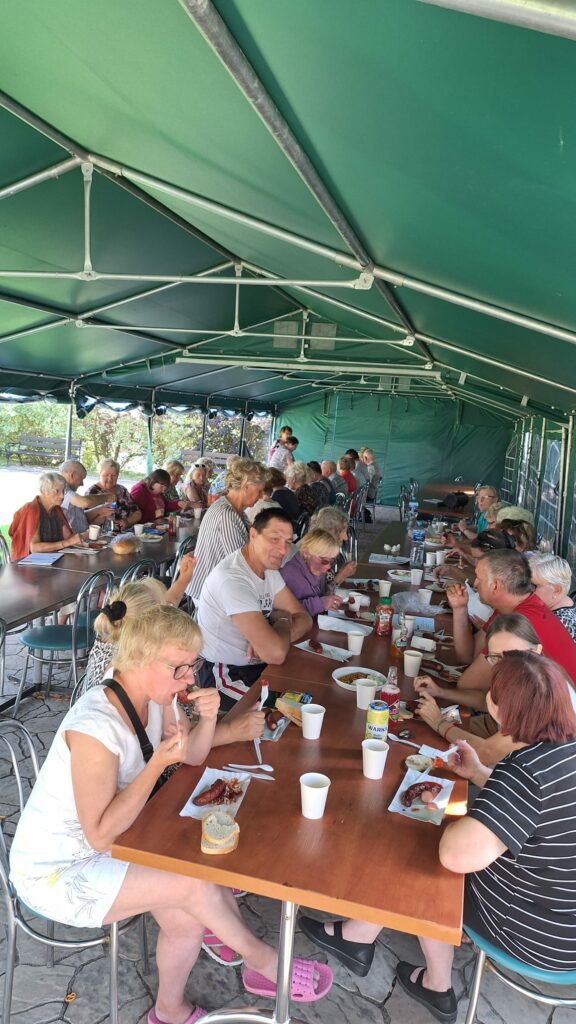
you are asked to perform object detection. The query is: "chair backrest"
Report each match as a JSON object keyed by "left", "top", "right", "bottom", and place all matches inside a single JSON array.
[
  {"left": 119, "top": 559, "right": 158, "bottom": 586},
  {"left": 171, "top": 535, "right": 196, "bottom": 582},
  {"left": 294, "top": 512, "right": 310, "bottom": 541},
  {"left": 71, "top": 569, "right": 115, "bottom": 686},
  {"left": 334, "top": 492, "right": 348, "bottom": 509},
  {"left": 0, "top": 721, "right": 40, "bottom": 885},
  {"left": 0, "top": 533, "right": 10, "bottom": 567}
]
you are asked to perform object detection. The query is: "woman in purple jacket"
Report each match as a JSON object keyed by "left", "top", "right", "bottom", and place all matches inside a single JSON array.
[{"left": 280, "top": 529, "right": 343, "bottom": 616}]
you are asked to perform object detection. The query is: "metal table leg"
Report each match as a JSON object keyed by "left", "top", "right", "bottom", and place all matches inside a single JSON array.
[{"left": 194, "top": 901, "right": 302, "bottom": 1024}]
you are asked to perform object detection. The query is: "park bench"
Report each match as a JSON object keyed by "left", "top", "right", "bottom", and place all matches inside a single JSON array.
[{"left": 5, "top": 436, "right": 82, "bottom": 467}]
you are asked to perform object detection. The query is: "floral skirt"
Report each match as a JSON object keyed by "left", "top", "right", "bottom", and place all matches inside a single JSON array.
[{"left": 11, "top": 852, "right": 130, "bottom": 928}]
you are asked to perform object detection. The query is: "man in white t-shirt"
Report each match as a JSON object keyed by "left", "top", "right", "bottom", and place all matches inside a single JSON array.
[{"left": 196, "top": 507, "right": 312, "bottom": 707}]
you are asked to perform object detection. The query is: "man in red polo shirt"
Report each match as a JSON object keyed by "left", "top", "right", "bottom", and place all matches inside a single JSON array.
[{"left": 418, "top": 550, "right": 576, "bottom": 712}]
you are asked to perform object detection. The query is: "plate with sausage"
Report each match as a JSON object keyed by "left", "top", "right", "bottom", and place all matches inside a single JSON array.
[
  {"left": 388, "top": 769, "right": 455, "bottom": 826},
  {"left": 179, "top": 768, "right": 251, "bottom": 820}
]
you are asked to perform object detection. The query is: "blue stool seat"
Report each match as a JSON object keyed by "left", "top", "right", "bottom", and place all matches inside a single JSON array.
[
  {"left": 464, "top": 927, "right": 576, "bottom": 985},
  {"left": 20, "top": 626, "right": 94, "bottom": 652}
]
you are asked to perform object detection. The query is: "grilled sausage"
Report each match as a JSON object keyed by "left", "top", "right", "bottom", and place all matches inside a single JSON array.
[
  {"left": 401, "top": 781, "right": 442, "bottom": 807},
  {"left": 193, "top": 779, "right": 226, "bottom": 806},
  {"left": 265, "top": 708, "right": 283, "bottom": 731},
  {"left": 308, "top": 639, "right": 323, "bottom": 654}
]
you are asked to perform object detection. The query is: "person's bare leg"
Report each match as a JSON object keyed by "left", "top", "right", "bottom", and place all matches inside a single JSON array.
[
  {"left": 413, "top": 935, "right": 454, "bottom": 991},
  {"left": 103, "top": 865, "right": 277, "bottom": 981},
  {"left": 323, "top": 919, "right": 381, "bottom": 943},
  {"left": 152, "top": 907, "right": 204, "bottom": 1024}
]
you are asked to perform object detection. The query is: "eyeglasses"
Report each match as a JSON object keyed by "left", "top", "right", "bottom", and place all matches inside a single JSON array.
[
  {"left": 160, "top": 656, "right": 205, "bottom": 681},
  {"left": 485, "top": 649, "right": 538, "bottom": 666},
  {"left": 311, "top": 555, "right": 335, "bottom": 567}
]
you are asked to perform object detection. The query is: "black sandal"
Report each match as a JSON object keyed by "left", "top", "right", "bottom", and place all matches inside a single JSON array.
[
  {"left": 299, "top": 917, "right": 375, "bottom": 977},
  {"left": 396, "top": 962, "right": 457, "bottom": 1024}
]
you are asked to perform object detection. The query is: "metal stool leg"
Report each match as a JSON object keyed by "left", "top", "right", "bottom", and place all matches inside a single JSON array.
[
  {"left": 464, "top": 949, "right": 486, "bottom": 1024},
  {"left": 109, "top": 922, "right": 119, "bottom": 1024},
  {"left": 12, "top": 652, "right": 30, "bottom": 718},
  {"left": 139, "top": 913, "right": 150, "bottom": 975},
  {"left": 2, "top": 912, "right": 17, "bottom": 1024},
  {"left": 46, "top": 920, "right": 55, "bottom": 967}
]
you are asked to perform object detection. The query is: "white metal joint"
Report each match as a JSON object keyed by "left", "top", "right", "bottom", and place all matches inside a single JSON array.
[{"left": 353, "top": 271, "right": 374, "bottom": 290}]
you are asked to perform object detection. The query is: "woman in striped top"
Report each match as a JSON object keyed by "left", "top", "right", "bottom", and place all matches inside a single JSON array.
[
  {"left": 186, "top": 458, "right": 267, "bottom": 606},
  {"left": 300, "top": 652, "right": 576, "bottom": 1023}
]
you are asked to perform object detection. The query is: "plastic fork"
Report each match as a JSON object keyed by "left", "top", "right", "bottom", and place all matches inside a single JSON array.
[
  {"left": 225, "top": 762, "right": 274, "bottom": 772},
  {"left": 387, "top": 733, "right": 421, "bottom": 750}
]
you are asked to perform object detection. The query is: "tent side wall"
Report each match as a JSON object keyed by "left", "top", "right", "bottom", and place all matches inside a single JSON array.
[{"left": 279, "top": 394, "right": 513, "bottom": 504}]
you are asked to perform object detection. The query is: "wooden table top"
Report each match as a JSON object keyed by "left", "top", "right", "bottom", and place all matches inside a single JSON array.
[
  {"left": 0, "top": 563, "right": 94, "bottom": 629},
  {"left": 51, "top": 523, "right": 197, "bottom": 577},
  {"left": 113, "top": 675, "right": 466, "bottom": 942},
  {"left": 113, "top": 534, "right": 466, "bottom": 944}
]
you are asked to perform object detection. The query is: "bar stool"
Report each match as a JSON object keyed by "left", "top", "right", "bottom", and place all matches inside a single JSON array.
[{"left": 463, "top": 926, "right": 576, "bottom": 1024}]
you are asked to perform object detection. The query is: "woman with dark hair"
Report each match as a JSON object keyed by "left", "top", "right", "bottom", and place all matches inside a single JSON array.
[
  {"left": 300, "top": 653, "right": 576, "bottom": 1023},
  {"left": 499, "top": 517, "right": 537, "bottom": 554},
  {"left": 130, "top": 469, "right": 172, "bottom": 522},
  {"left": 416, "top": 613, "right": 544, "bottom": 764}
]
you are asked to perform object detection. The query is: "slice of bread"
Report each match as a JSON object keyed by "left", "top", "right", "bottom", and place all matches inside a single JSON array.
[{"left": 201, "top": 811, "right": 239, "bottom": 855}]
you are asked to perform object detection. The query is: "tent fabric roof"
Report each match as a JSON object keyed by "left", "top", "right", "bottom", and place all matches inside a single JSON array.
[{"left": 0, "top": 0, "right": 574, "bottom": 420}]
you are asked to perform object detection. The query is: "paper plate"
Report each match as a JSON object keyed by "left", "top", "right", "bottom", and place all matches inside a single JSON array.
[{"left": 331, "top": 666, "right": 387, "bottom": 691}]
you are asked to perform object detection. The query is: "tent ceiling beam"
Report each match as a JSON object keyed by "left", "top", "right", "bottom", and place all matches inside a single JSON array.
[
  {"left": 178, "top": 0, "right": 425, "bottom": 356},
  {"left": 417, "top": 331, "right": 576, "bottom": 396},
  {"left": 0, "top": 90, "right": 573, "bottom": 354},
  {"left": 82, "top": 262, "right": 234, "bottom": 319},
  {"left": 0, "top": 156, "right": 81, "bottom": 201},
  {"left": 418, "top": 0, "right": 576, "bottom": 42},
  {"left": 0, "top": 318, "right": 70, "bottom": 348},
  {"left": 89, "top": 156, "right": 576, "bottom": 351},
  {"left": 0, "top": 268, "right": 375, "bottom": 289},
  {"left": 92, "top": 322, "right": 411, "bottom": 347},
  {"left": 443, "top": 384, "right": 524, "bottom": 421},
  {"left": 175, "top": 354, "right": 442, "bottom": 375}
]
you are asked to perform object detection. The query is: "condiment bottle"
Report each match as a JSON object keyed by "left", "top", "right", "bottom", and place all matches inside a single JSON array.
[{"left": 375, "top": 597, "right": 393, "bottom": 637}]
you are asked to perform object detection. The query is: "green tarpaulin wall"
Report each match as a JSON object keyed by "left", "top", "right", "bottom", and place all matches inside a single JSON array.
[{"left": 278, "top": 394, "right": 511, "bottom": 504}]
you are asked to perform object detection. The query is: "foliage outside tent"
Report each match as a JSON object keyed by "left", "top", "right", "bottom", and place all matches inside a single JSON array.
[{"left": 0, "top": 401, "right": 272, "bottom": 473}]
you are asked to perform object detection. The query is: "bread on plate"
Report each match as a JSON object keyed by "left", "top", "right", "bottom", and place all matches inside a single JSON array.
[{"left": 201, "top": 811, "right": 240, "bottom": 855}]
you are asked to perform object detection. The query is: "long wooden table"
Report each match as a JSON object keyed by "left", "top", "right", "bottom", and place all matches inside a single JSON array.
[
  {"left": 0, "top": 522, "right": 197, "bottom": 710},
  {"left": 112, "top": 534, "right": 466, "bottom": 1024}
]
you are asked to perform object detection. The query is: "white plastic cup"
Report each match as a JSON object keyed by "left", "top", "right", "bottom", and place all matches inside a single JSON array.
[
  {"left": 404, "top": 649, "right": 423, "bottom": 677},
  {"left": 300, "top": 772, "right": 331, "bottom": 818},
  {"left": 193, "top": 507, "right": 203, "bottom": 520},
  {"left": 436, "top": 550, "right": 447, "bottom": 565},
  {"left": 347, "top": 630, "right": 365, "bottom": 655},
  {"left": 88, "top": 525, "right": 101, "bottom": 541},
  {"left": 410, "top": 568, "right": 424, "bottom": 586},
  {"left": 418, "top": 589, "right": 433, "bottom": 606},
  {"left": 301, "top": 704, "right": 326, "bottom": 740},
  {"left": 378, "top": 580, "right": 392, "bottom": 597},
  {"left": 356, "top": 678, "right": 378, "bottom": 709},
  {"left": 425, "top": 551, "right": 436, "bottom": 567},
  {"left": 134, "top": 524, "right": 145, "bottom": 537},
  {"left": 348, "top": 591, "right": 362, "bottom": 612},
  {"left": 362, "top": 739, "right": 389, "bottom": 779},
  {"left": 404, "top": 615, "right": 416, "bottom": 637}
]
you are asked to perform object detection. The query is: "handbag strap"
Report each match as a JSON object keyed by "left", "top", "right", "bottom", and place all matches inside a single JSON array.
[{"left": 106, "top": 679, "right": 154, "bottom": 762}]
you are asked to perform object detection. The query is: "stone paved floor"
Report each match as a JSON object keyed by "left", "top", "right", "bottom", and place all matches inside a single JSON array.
[{"left": 0, "top": 511, "right": 571, "bottom": 1023}]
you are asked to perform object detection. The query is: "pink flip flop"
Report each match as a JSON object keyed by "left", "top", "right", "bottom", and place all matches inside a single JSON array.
[
  {"left": 202, "top": 929, "right": 244, "bottom": 966},
  {"left": 148, "top": 1007, "right": 206, "bottom": 1024},
  {"left": 242, "top": 958, "right": 333, "bottom": 1003}
]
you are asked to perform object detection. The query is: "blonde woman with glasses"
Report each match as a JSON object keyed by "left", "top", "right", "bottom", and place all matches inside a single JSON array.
[
  {"left": 10, "top": 606, "right": 332, "bottom": 1023},
  {"left": 530, "top": 553, "right": 576, "bottom": 640}
]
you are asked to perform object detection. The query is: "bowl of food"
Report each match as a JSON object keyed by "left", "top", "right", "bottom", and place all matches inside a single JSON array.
[{"left": 331, "top": 667, "right": 387, "bottom": 691}]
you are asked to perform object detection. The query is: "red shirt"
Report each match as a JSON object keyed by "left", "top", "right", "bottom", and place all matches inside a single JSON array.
[
  {"left": 484, "top": 593, "right": 576, "bottom": 681},
  {"left": 339, "top": 470, "right": 357, "bottom": 495}
]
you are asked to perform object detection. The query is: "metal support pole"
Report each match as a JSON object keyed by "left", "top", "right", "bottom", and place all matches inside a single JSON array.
[
  {"left": 238, "top": 412, "right": 247, "bottom": 458},
  {"left": 64, "top": 401, "right": 74, "bottom": 461},
  {"left": 555, "top": 425, "right": 567, "bottom": 551},
  {"left": 559, "top": 414, "right": 574, "bottom": 556},
  {"left": 200, "top": 412, "right": 207, "bottom": 456},
  {"left": 417, "top": 1, "right": 576, "bottom": 42},
  {"left": 274, "top": 901, "right": 298, "bottom": 1024},
  {"left": 81, "top": 163, "right": 94, "bottom": 275}
]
